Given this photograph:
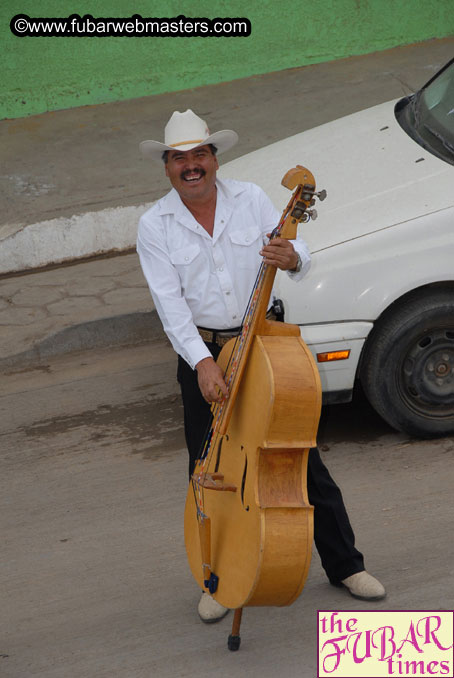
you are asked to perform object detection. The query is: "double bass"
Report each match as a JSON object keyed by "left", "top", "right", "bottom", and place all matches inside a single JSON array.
[{"left": 184, "top": 166, "right": 326, "bottom": 649}]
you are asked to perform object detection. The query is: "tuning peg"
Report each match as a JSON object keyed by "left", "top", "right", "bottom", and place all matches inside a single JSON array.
[
  {"left": 309, "top": 209, "right": 318, "bottom": 220},
  {"left": 316, "top": 189, "right": 327, "bottom": 201}
]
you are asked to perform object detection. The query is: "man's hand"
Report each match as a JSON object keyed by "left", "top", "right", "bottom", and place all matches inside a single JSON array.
[
  {"left": 196, "top": 357, "right": 229, "bottom": 403},
  {"left": 260, "top": 235, "right": 299, "bottom": 271}
]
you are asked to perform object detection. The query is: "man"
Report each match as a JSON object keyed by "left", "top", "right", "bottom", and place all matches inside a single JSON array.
[{"left": 137, "top": 110, "right": 385, "bottom": 623}]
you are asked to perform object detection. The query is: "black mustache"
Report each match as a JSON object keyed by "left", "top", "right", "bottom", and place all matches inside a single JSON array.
[{"left": 181, "top": 169, "right": 206, "bottom": 180}]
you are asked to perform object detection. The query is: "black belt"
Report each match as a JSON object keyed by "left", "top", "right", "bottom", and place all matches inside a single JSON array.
[{"left": 197, "top": 326, "right": 241, "bottom": 347}]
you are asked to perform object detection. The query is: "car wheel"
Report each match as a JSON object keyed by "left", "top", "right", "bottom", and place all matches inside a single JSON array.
[{"left": 360, "top": 289, "right": 454, "bottom": 437}]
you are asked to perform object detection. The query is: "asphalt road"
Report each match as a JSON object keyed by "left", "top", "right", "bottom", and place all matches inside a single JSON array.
[{"left": 1, "top": 342, "right": 453, "bottom": 678}]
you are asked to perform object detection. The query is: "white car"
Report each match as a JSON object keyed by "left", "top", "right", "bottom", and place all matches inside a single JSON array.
[{"left": 220, "top": 58, "right": 454, "bottom": 438}]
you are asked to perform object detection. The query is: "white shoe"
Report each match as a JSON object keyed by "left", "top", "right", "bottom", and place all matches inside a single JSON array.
[
  {"left": 198, "top": 592, "right": 229, "bottom": 623},
  {"left": 341, "top": 571, "right": 386, "bottom": 601}
]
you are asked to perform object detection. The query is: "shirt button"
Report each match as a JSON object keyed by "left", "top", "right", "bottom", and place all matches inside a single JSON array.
[
  {"left": 226, "top": 291, "right": 230, "bottom": 295},
  {"left": 218, "top": 267, "right": 223, "bottom": 272},
  {"left": 185, "top": 256, "right": 189, "bottom": 261}
]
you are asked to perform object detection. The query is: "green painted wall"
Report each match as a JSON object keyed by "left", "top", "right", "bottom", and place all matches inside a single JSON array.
[{"left": 2, "top": 0, "right": 454, "bottom": 119}]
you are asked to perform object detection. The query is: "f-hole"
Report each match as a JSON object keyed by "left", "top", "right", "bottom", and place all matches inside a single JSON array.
[{"left": 240, "top": 446, "right": 248, "bottom": 509}]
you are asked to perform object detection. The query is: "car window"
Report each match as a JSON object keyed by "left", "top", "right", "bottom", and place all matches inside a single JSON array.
[{"left": 395, "top": 59, "right": 454, "bottom": 166}]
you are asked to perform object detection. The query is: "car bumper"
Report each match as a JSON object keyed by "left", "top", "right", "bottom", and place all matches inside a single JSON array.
[{"left": 299, "top": 321, "right": 373, "bottom": 399}]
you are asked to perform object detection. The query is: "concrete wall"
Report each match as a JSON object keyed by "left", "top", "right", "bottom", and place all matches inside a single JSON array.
[{"left": 3, "top": 0, "right": 454, "bottom": 120}]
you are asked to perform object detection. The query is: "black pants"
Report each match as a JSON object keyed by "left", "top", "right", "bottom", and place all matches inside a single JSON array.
[{"left": 177, "top": 346, "right": 365, "bottom": 584}]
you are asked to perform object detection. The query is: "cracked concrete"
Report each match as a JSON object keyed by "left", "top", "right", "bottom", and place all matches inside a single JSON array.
[{"left": 0, "top": 253, "right": 158, "bottom": 369}]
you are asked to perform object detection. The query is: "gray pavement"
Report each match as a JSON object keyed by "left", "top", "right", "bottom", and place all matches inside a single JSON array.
[
  {"left": 1, "top": 341, "right": 453, "bottom": 678},
  {"left": 1, "top": 38, "right": 454, "bottom": 368},
  {"left": 0, "top": 253, "right": 159, "bottom": 370}
]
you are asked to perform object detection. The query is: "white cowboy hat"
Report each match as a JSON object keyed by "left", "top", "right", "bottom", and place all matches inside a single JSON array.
[{"left": 140, "top": 109, "right": 238, "bottom": 160}]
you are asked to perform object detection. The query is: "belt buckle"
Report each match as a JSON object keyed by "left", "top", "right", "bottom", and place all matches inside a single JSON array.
[
  {"left": 216, "top": 330, "right": 239, "bottom": 347},
  {"left": 198, "top": 327, "right": 239, "bottom": 346},
  {"left": 217, "top": 334, "right": 230, "bottom": 347},
  {"left": 199, "top": 328, "right": 213, "bottom": 343}
]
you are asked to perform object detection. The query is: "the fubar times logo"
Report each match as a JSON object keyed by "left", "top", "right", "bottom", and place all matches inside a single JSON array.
[{"left": 318, "top": 611, "right": 453, "bottom": 677}]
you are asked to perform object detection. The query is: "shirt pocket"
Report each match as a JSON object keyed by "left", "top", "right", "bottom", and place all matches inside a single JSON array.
[
  {"left": 229, "top": 226, "right": 262, "bottom": 269},
  {"left": 169, "top": 243, "right": 201, "bottom": 266},
  {"left": 169, "top": 243, "right": 204, "bottom": 291}
]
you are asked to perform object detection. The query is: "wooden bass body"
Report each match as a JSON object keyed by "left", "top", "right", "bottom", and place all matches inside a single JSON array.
[{"left": 184, "top": 322, "right": 322, "bottom": 609}]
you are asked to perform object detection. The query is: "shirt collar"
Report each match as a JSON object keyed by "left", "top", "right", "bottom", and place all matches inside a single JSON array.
[{"left": 156, "top": 178, "right": 248, "bottom": 239}]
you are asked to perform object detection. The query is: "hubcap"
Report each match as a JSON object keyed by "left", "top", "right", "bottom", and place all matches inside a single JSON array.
[{"left": 400, "top": 328, "right": 454, "bottom": 418}]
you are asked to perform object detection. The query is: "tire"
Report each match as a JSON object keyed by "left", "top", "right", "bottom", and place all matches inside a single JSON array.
[{"left": 360, "top": 289, "right": 454, "bottom": 438}]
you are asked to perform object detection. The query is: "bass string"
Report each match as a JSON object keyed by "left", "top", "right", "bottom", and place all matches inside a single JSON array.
[
  {"left": 211, "top": 214, "right": 287, "bottom": 409},
  {"left": 191, "top": 261, "right": 270, "bottom": 516},
  {"left": 212, "top": 208, "right": 289, "bottom": 408},
  {"left": 192, "top": 202, "right": 292, "bottom": 515},
  {"left": 200, "top": 264, "right": 267, "bottom": 447},
  {"left": 191, "top": 265, "right": 266, "bottom": 517},
  {"left": 208, "top": 195, "right": 292, "bottom": 410}
]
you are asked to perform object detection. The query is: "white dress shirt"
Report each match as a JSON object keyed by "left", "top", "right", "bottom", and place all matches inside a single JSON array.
[{"left": 137, "top": 178, "right": 311, "bottom": 369}]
